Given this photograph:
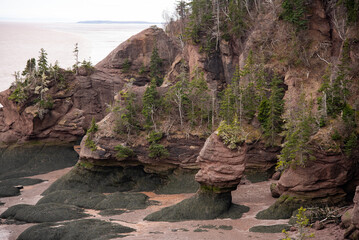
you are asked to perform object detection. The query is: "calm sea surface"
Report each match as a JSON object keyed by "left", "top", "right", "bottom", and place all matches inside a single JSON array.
[{"left": 0, "top": 22, "right": 154, "bottom": 91}]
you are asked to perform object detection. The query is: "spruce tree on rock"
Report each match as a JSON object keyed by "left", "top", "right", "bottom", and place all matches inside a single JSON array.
[
  {"left": 150, "top": 44, "right": 163, "bottom": 86},
  {"left": 38, "top": 48, "right": 48, "bottom": 76},
  {"left": 142, "top": 78, "right": 161, "bottom": 130}
]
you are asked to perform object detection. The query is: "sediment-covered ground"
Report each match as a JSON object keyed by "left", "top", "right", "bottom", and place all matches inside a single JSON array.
[{"left": 0, "top": 166, "right": 345, "bottom": 240}]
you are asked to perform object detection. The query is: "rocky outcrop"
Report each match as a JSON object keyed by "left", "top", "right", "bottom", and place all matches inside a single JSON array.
[
  {"left": 276, "top": 151, "right": 353, "bottom": 204},
  {"left": 342, "top": 187, "right": 359, "bottom": 239},
  {"left": 144, "top": 131, "right": 249, "bottom": 221},
  {"left": 0, "top": 27, "right": 181, "bottom": 144},
  {"left": 245, "top": 141, "right": 280, "bottom": 172},
  {"left": 195, "top": 131, "right": 246, "bottom": 191},
  {"left": 96, "top": 26, "right": 180, "bottom": 86},
  {"left": 77, "top": 102, "right": 204, "bottom": 173},
  {"left": 0, "top": 70, "right": 123, "bottom": 143}
]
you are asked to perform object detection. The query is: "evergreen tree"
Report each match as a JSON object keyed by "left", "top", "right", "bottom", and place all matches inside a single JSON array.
[
  {"left": 150, "top": 44, "right": 163, "bottom": 86},
  {"left": 220, "top": 66, "right": 241, "bottom": 124},
  {"left": 188, "top": 69, "right": 211, "bottom": 126},
  {"left": 318, "top": 40, "right": 351, "bottom": 118},
  {"left": 142, "top": 78, "right": 161, "bottom": 130},
  {"left": 37, "top": 48, "right": 48, "bottom": 75},
  {"left": 73, "top": 43, "right": 79, "bottom": 75},
  {"left": 277, "top": 92, "right": 315, "bottom": 171},
  {"left": 22, "top": 58, "right": 36, "bottom": 78},
  {"left": 259, "top": 74, "right": 284, "bottom": 144},
  {"left": 114, "top": 87, "right": 139, "bottom": 135}
]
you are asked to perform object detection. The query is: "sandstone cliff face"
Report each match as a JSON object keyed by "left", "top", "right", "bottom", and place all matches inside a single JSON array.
[
  {"left": 96, "top": 26, "right": 180, "bottom": 86},
  {"left": 78, "top": 94, "right": 204, "bottom": 175},
  {"left": 0, "top": 27, "right": 180, "bottom": 144},
  {"left": 276, "top": 151, "right": 353, "bottom": 203},
  {"left": 0, "top": 69, "right": 125, "bottom": 144}
]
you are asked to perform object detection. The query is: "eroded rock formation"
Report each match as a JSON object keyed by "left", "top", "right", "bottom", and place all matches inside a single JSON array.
[
  {"left": 145, "top": 131, "right": 249, "bottom": 221},
  {"left": 195, "top": 131, "right": 246, "bottom": 191}
]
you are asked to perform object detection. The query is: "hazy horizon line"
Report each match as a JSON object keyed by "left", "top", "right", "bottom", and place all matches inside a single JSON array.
[{"left": 0, "top": 18, "right": 163, "bottom": 24}]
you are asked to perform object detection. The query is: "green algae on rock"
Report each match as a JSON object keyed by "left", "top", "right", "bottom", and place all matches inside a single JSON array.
[
  {"left": 0, "top": 185, "right": 20, "bottom": 197},
  {"left": 249, "top": 224, "right": 291, "bottom": 233},
  {"left": 144, "top": 191, "right": 249, "bottom": 222},
  {"left": 38, "top": 190, "right": 154, "bottom": 210},
  {"left": 0, "top": 203, "right": 89, "bottom": 223},
  {"left": 17, "top": 219, "right": 135, "bottom": 240}
]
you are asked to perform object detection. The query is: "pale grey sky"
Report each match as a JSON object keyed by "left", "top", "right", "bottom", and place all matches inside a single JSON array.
[{"left": 0, "top": 0, "right": 178, "bottom": 22}]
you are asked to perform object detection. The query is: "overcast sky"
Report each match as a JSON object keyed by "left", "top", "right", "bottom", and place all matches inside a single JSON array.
[{"left": 0, "top": 0, "right": 178, "bottom": 22}]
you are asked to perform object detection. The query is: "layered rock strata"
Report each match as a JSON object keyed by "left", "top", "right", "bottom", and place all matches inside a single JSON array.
[
  {"left": 195, "top": 131, "right": 246, "bottom": 191},
  {"left": 145, "top": 131, "right": 248, "bottom": 221}
]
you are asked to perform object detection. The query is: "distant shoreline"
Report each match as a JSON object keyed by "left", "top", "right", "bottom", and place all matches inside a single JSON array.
[{"left": 78, "top": 20, "right": 161, "bottom": 24}]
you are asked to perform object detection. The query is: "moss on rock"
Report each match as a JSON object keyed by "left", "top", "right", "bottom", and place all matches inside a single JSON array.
[
  {"left": 43, "top": 165, "right": 163, "bottom": 195},
  {"left": 0, "top": 186, "right": 20, "bottom": 197},
  {"left": 144, "top": 191, "right": 249, "bottom": 222},
  {"left": 256, "top": 195, "right": 303, "bottom": 219},
  {"left": 249, "top": 224, "right": 291, "bottom": 233},
  {"left": 38, "top": 190, "right": 154, "bottom": 210},
  {"left": 94, "top": 192, "right": 152, "bottom": 210},
  {"left": 37, "top": 190, "right": 106, "bottom": 209},
  {"left": 17, "top": 219, "right": 135, "bottom": 240},
  {"left": 0, "top": 203, "right": 89, "bottom": 223}
]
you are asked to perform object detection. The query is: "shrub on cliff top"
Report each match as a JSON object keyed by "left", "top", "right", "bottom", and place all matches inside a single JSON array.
[
  {"left": 280, "top": 0, "right": 308, "bottom": 30},
  {"left": 114, "top": 145, "right": 135, "bottom": 160},
  {"left": 217, "top": 118, "right": 244, "bottom": 150},
  {"left": 85, "top": 117, "right": 99, "bottom": 151}
]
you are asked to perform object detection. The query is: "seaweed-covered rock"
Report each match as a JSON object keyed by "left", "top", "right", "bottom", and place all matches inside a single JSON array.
[
  {"left": 0, "top": 178, "right": 43, "bottom": 187},
  {"left": 43, "top": 165, "right": 163, "bottom": 195},
  {"left": 249, "top": 224, "right": 291, "bottom": 233},
  {"left": 0, "top": 178, "right": 44, "bottom": 198},
  {"left": 38, "top": 190, "right": 153, "bottom": 210},
  {"left": 0, "top": 203, "right": 89, "bottom": 223},
  {"left": 43, "top": 164, "right": 198, "bottom": 196},
  {"left": 0, "top": 185, "right": 20, "bottom": 197},
  {"left": 37, "top": 190, "right": 106, "bottom": 209},
  {"left": 94, "top": 192, "right": 151, "bottom": 210},
  {"left": 17, "top": 219, "right": 135, "bottom": 240},
  {"left": 256, "top": 195, "right": 304, "bottom": 220},
  {"left": 144, "top": 191, "right": 249, "bottom": 222}
]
